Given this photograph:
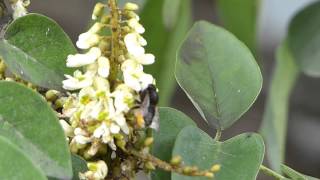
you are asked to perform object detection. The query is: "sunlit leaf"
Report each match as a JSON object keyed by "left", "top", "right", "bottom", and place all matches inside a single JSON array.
[
  {"left": 0, "top": 13, "right": 76, "bottom": 90},
  {"left": 175, "top": 21, "right": 262, "bottom": 130}
]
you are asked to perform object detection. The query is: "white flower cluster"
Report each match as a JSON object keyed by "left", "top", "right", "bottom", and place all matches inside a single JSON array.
[
  {"left": 60, "top": 2, "right": 156, "bottom": 180},
  {"left": 11, "top": 0, "right": 30, "bottom": 19}
]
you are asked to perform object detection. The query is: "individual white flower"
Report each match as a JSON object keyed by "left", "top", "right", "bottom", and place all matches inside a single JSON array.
[
  {"left": 63, "top": 70, "right": 94, "bottom": 91},
  {"left": 80, "top": 161, "right": 108, "bottom": 180},
  {"left": 124, "top": 33, "right": 146, "bottom": 56},
  {"left": 79, "top": 87, "right": 96, "bottom": 104},
  {"left": 66, "top": 47, "right": 101, "bottom": 67},
  {"left": 11, "top": 0, "right": 28, "bottom": 19},
  {"left": 74, "top": 135, "right": 91, "bottom": 145},
  {"left": 59, "top": 120, "right": 74, "bottom": 137},
  {"left": 76, "top": 32, "right": 100, "bottom": 50},
  {"left": 80, "top": 100, "right": 102, "bottom": 121},
  {"left": 73, "top": 128, "right": 91, "bottom": 145},
  {"left": 128, "top": 18, "right": 145, "bottom": 34},
  {"left": 63, "top": 95, "right": 79, "bottom": 117},
  {"left": 110, "top": 123, "right": 121, "bottom": 134},
  {"left": 112, "top": 85, "right": 134, "bottom": 113},
  {"left": 131, "top": 53, "right": 155, "bottom": 65},
  {"left": 93, "top": 76, "right": 110, "bottom": 94},
  {"left": 97, "top": 56, "right": 110, "bottom": 78},
  {"left": 121, "top": 60, "right": 154, "bottom": 91},
  {"left": 88, "top": 23, "right": 104, "bottom": 34},
  {"left": 112, "top": 113, "right": 130, "bottom": 134}
]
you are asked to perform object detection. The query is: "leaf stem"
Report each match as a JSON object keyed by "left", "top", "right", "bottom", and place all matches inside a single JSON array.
[
  {"left": 214, "top": 129, "right": 222, "bottom": 141},
  {"left": 128, "top": 149, "right": 213, "bottom": 177},
  {"left": 260, "top": 165, "right": 286, "bottom": 180}
]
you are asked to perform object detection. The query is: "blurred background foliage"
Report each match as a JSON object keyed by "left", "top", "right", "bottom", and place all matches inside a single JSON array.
[{"left": 28, "top": 0, "right": 320, "bottom": 179}]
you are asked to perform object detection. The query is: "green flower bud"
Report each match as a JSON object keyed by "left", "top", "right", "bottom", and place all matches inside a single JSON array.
[
  {"left": 92, "top": 3, "right": 105, "bottom": 20},
  {"left": 144, "top": 161, "right": 155, "bottom": 170},
  {"left": 144, "top": 137, "right": 154, "bottom": 147},
  {"left": 170, "top": 155, "right": 182, "bottom": 166},
  {"left": 124, "top": 2, "right": 139, "bottom": 11},
  {"left": 45, "top": 90, "right": 59, "bottom": 101},
  {"left": 210, "top": 164, "right": 221, "bottom": 172}
]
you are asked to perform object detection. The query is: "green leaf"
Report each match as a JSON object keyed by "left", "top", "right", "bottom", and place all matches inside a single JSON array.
[
  {"left": 281, "top": 164, "right": 320, "bottom": 180},
  {"left": 142, "top": 0, "right": 192, "bottom": 106},
  {"left": 0, "top": 81, "right": 72, "bottom": 179},
  {"left": 175, "top": 21, "right": 262, "bottom": 130},
  {"left": 0, "top": 136, "right": 47, "bottom": 180},
  {"left": 151, "top": 107, "right": 196, "bottom": 180},
  {"left": 288, "top": 1, "right": 320, "bottom": 77},
  {"left": 0, "top": 13, "right": 76, "bottom": 90},
  {"left": 260, "top": 41, "right": 299, "bottom": 171},
  {"left": 172, "top": 126, "right": 265, "bottom": 180},
  {"left": 71, "top": 154, "right": 88, "bottom": 180},
  {"left": 217, "top": 0, "right": 259, "bottom": 53}
]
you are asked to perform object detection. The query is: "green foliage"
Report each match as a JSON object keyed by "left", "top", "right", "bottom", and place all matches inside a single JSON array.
[
  {"left": 0, "top": 81, "right": 72, "bottom": 179},
  {"left": 0, "top": 13, "right": 76, "bottom": 90},
  {"left": 0, "top": 136, "right": 47, "bottom": 180},
  {"left": 71, "top": 155, "right": 88, "bottom": 180},
  {"left": 152, "top": 107, "right": 196, "bottom": 180},
  {"left": 216, "top": 0, "right": 259, "bottom": 53},
  {"left": 288, "top": 1, "right": 320, "bottom": 77},
  {"left": 260, "top": 41, "right": 299, "bottom": 171},
  {"left": 172, "top": 126, "right": 265, "bottom": 180},
  {"left": 175, "top": 21, "right": 262, "bottom": 130},
  {"left": 142, "top": 0, "right": 192, "bottom": 105}
]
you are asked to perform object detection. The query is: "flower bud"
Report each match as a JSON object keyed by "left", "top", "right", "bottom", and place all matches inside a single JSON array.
[
  {"left": 144, "top": 137, "right": 154, "bottom": 147},
  {"left": 92, "top": 3, "right": 105, "bottom": 20},
  {"left": 124, "top": 2, "right": 139, "bottom": 11},
  {"left": 144, "top": 161, "right": 155, "bottom": 170},
  {"left": 170, "top": 155, "right": 182, "bottom": 166},
  {"left": 45, "top": 90, "right": 59, "bottom": 101},
  {"left": 210, "top": 164, "right": 221, "bottom": 172}
]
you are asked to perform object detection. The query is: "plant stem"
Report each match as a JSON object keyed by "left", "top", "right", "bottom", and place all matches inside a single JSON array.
[
  {"left": 108, "top": 0, "right": 121, "bottom": 90},
  {"left": 129, "top": 149, "right": 212, "bottom": 177},
  {"left": 214, "top": 129, "right": 222, "bottom": 141},
  {"left": 260, "top": 165, "right": 286, "bottom": 180}
]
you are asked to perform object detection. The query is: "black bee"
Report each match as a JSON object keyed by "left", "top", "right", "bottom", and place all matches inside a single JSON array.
[{"left": 135, "top": 84, "right": 159, "bottom": 130}]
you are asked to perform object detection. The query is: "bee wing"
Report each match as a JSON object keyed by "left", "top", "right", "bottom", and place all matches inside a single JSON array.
[
  {"left": 140, "top": 93, "right": 150, "bottom": 117},
  {"left": 149, "top": 107, "right": 159, "bottom": 131}
]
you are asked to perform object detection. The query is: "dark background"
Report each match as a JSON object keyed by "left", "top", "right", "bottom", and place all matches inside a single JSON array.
[{"left": 28, "top": 0, "right": 320, "bottom": 179}]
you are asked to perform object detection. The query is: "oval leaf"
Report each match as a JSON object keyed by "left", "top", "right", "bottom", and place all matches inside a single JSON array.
[
  {"left": 151, "top": 107, "right": 196, "bottom": 180},
  {"left": 172, "top": 126, "right": 265, "bottom": 180},
  {"left": 0, "top": 81, "right": 72, "bottom": 179},
  {"left": 175, "top": 21, "right": 262, "bottom": 130},
  {"left": 0, "top": 13, "right": 76, "bottom": 90},
  {"left": 0, "top": 136, "right": 47, "bottom": 180},
  {"left": 288, "top": 1, "right": 320, "bottom": 76}
]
